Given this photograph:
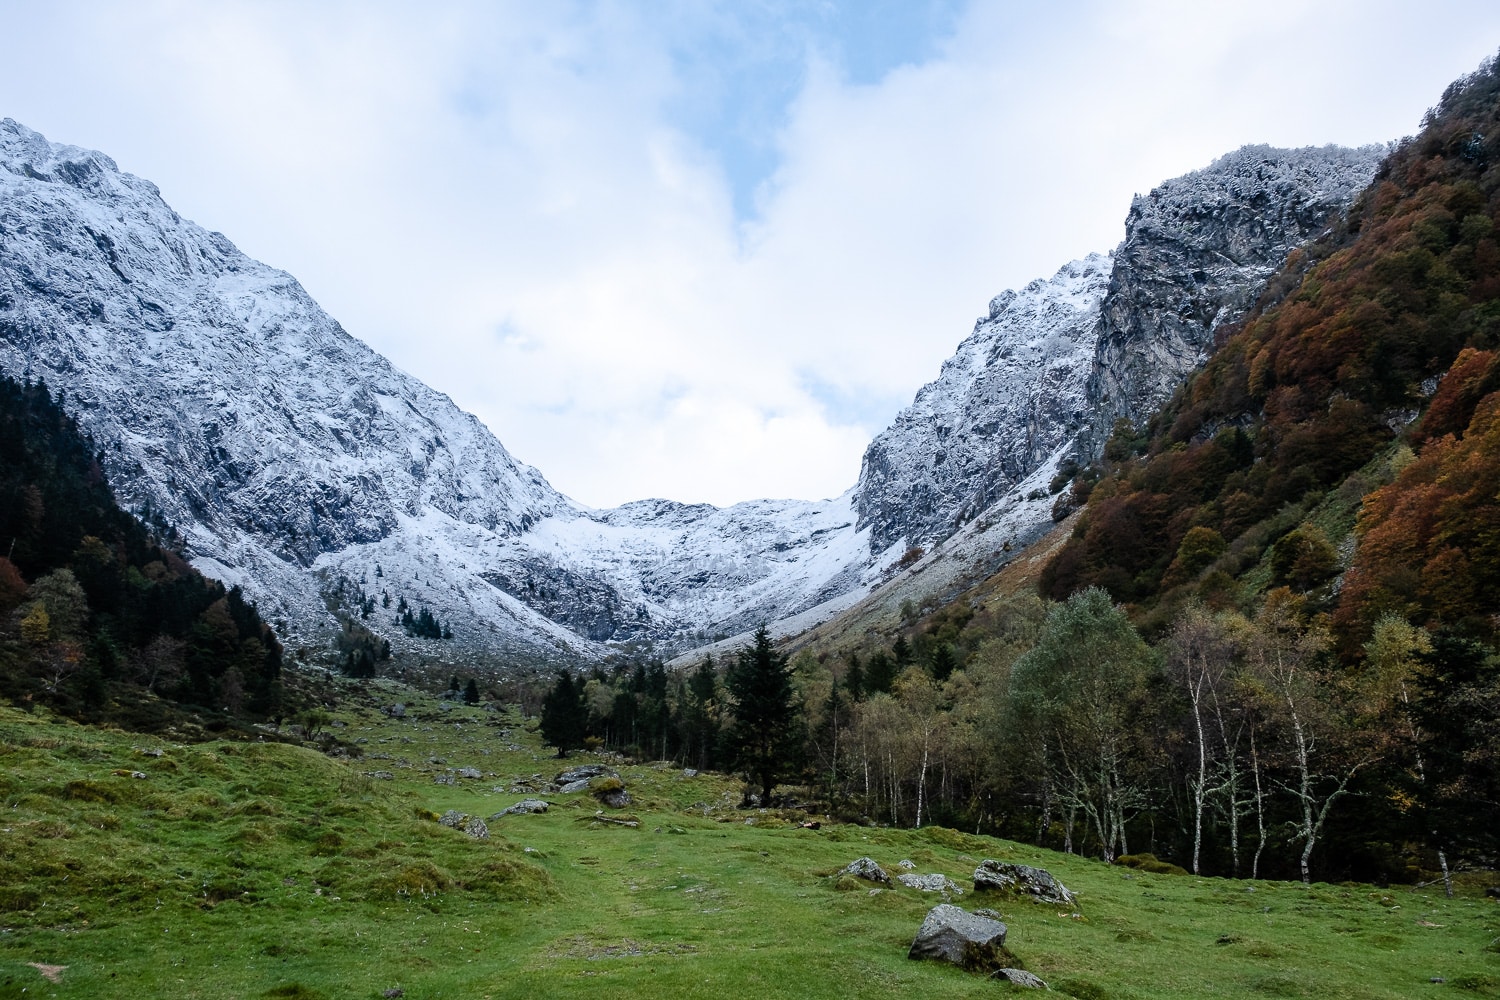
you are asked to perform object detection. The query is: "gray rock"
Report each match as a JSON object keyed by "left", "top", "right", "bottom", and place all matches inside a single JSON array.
[
  {"left": 1079, "top": 144, "right": 1384, "bottom": 460},
  {"left": 387, "top": 703, "right": 406, "bottom": 719},
  {"left": 438, "top": 810, "right": 467, "bottom": 828},
  {"left": 367, "top": 770, "right": 394, "bottom": 780},
  {"left": 682, "top": 768, "right": 698, "bottom": 778},
  {"left": 973, "top": 859, "right": 1076, "bottom": 905},
  {"left": 899, "top": 873, "right": 964, "bottom": 895},
  {"left": 456, "top": 767, "right": 482, "bottom": 779},
  {"left": 432, "top": 773, "right": 456, "bottom": 786},
  {"left": 555, "top": 764, "right": 618, "bottom": 785},
  {"left": 600, "top": 788, "right": 631, "bottom": 809},
  {"left": 897, "top": 859, "right": 917, "bottom": 870},
  {"left": 907, "top": 904, "right": 1009, "bottom": 971},
  {"left": 491, "top": 798, "right": 550, "bottom": 818},
  {"left": 990, "top": 968, "right": 1048, "bottom": 988},
  {"left": 559, "top": 778, "right": 592, "bottom": 794},
  {"left": 840, "top": 857, "right": 892, "bottom": 886},
  {"left": 463, "top": 816, "right": 488, "bottom": 839}
]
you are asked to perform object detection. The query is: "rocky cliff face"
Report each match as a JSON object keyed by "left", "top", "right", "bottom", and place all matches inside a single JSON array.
[
  {"left": 855, "top": 254, "right": 1110, "bottom": 554},
  {"left": 851, "top": 145, "right": 1383, "bottom": 557},
  {"left": 1078, "top": 144, "right": 1384, "bottom": 457}
]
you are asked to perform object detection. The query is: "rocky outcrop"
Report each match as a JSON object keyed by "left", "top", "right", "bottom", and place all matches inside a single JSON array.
[
  {"left": 1079, "top": 144, "right": 1384, "bottom": 457},
  {"left": 855, "top": 255, "right": 1110, "bottom": 553},
  {"left": 850, "top": 145, "right": 1381, "bottom": 557},
  {"left": 972, "top": 860, "right": 1076, "bottom": 906}
]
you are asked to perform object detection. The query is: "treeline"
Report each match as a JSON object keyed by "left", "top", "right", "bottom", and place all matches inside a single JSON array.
[
  {"left": 536, "top": 587, "right": 1493, "bottom": 886},
  {"left": 0, "top": 377, "right": 283, "bottom": 721}
]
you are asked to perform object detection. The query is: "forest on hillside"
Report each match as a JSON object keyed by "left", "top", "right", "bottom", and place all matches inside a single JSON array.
[{"left": 0, "top": 377, "right": 284, "bottom": 727}]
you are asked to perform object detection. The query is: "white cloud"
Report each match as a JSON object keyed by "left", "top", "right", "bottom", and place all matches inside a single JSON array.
[{"left": 2, "top": 1, "right": 1498, "bottom": 506}]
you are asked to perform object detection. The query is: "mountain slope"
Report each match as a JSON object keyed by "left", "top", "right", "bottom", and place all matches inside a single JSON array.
[
  {"left": 0, "top": 120, "right": 1383, "bottom": 665},
  {"left": 0, "top": 120, "right": 875, "bottom": 661}
]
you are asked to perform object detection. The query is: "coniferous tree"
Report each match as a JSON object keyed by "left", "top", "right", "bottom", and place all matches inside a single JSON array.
[
  {"left": 463, "top": 677, "right": 480, "bottom": 705},
  {"left": 724, "top": 625, "right": 801, "bottom": 804},
  {"left": 864, "top": 650, "right": 897, "bottom": 695},
  {"left": 844, "top": 652, "right": 865, "bottom": 701},
  {"left": 681, "top": 654, "right": 721, "bottom": 770},
  {"left": 539, "top": 671, "right": 587, "bottom": 758}
]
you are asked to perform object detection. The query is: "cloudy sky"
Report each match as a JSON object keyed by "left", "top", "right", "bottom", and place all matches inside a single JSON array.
[{"left": 4, "top": 2, "right": 1499, "bottom": 508}]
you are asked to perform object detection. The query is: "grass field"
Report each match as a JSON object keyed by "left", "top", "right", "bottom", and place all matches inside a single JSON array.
[{"left": 2, "top": 679, "right": 1497, "bottom": 999}]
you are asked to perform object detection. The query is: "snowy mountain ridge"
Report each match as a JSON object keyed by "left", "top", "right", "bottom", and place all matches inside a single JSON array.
[
  {"left": 0, "top": 120, "right": 1381, "bottom": 663},
  {"left": 0, "top": 118, "right": 882, "bottom": 662}
]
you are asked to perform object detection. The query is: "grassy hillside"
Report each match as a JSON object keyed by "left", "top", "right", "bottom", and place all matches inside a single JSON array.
[{"left": 2, "top": 679, "right": 1497, "bottom": 999}]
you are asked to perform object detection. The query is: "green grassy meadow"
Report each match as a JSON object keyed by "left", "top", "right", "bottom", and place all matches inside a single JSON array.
[{"left": 2, "top": 680, "right": 1497, "bottom": 999}]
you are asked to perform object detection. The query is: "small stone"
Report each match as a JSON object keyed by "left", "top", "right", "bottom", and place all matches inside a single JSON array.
[
  {"left": 456, "top": 767, "right": 482, "bottom": 779},
  {"left": 840, "top": 857, "right": 892, "bottom": 885},
  {"left": 898, "top": 859, "right": 917, "bottom": 870},
  {"left": 438, "top": 810, "right": 467, "bottom": 828},
  {"left": 384, "top": 988, "right": 405, "bottom": 998},
  {"left": 490, "top": 798, "right": 550, "bottom": 818},
  {"left": 463, "top": 817, "right": 488, "bottom": 839},
  {"left": 682, "top": 768, "right": 698, "bottom": 777},
  {"left": 990, "top": 968, "right": 1047, "bottom": 988},
  {"left": 899, "top": 873, "right": 964, "bottom": 895}
]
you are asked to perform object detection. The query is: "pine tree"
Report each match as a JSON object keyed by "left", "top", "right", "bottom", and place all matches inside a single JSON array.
[
  {"left": 843, "top": 652, "right": 865, "bottom": 701},
  {"left": 724, "top": 625, "right": 801, "bottom": 804},
  {"left": 463, "top": 677, "right": 480, "bottom": 705},
  {"left": 539, "top": 671, "right": 587, "bottom": 758},
  {"left": 682, "top": 654, "right": 721, "bottom": 770},
  {"left": 865, "top": 650, "right": 897, "bottom": 695}
]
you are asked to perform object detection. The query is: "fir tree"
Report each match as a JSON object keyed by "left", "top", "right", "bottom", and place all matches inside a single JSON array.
[
  {"left": 844, "top": 652, "right": 865, "bottom": 701},
  {"left": 724, "top": 625, "right": 801, "bottom": 804},
  {"left": 539, "top": 671, "right": 587, "bottom": 758}
]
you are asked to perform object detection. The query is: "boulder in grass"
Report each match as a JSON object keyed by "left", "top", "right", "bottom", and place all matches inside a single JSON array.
[
  {"left": 898, "top": 873, "right": 964, "bottom": 895},
  {"left": 990, "top": 968, "right": 1048, "bottom": 988},
  {"left": 463, "top": 816, "right": 488, "bottom": 839},
  {"left": 556, "top": 764, "right": 618, "bottom": 785},
  {"left": 840, "top": 857, "right": 892, "bottom": 886},
  {"left": 491, "top": 798, "right": 550, "bottom": 818},
  {"left": 438, "top": 809, "right": 467, "bottom": 829},
  {"left": 907, "top": 904, "right": 1011, "bottom": 971},
  {"left": 973, "top": 859, "right": 1076, "bottom": 906}
]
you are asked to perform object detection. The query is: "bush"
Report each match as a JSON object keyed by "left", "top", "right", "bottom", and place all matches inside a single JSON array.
[{"left": 1116, "top": 852, "right": 1189, "bottom": 876}]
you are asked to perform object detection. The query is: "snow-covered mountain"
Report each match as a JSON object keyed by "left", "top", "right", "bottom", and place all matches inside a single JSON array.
[
  {"left": 0, "top": 120, "right": 1382, "bottom": 663},
  {"left": 849, "top": 144, "right": 1383, "bottom": 564},
  {"left": 0, "top": 119, "right": 885, "bottom": 662},
  {"left": 855, "top": 253, "right": 1111, "bottom": 555}
]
